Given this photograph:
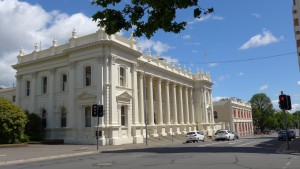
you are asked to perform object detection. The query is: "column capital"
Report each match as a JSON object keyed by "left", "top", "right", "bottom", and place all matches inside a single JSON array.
[
  {"left": 31, "top": 72, "right": 37, "bottom": 79},
  {"left": 157, "top": 78, "right": 162, "bottom": 84}
]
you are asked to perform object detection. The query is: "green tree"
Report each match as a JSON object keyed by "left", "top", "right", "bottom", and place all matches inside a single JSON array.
[
  {"left": 25, "top": 113, "right": 44, "bottom": 141},
  {"left": 91, "top": 0, "right": 213, "bottom": 38},
  {"left": 249, "top": 93, "right": 274, "bottom": 131},
  {"left": 0, "top": 98, "right": 27, "bottom": 144}
]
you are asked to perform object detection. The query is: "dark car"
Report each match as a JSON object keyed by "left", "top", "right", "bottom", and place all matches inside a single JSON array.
[
  {"left": 289, "top": 130, "right": 296, "bottom": 139},
  {"left": 278, "top": 130, "right": 291, "bottom": 141}
]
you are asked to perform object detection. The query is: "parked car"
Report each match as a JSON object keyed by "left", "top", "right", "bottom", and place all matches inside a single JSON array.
[
  {"left": 232, "top": 131, "right": 240, "bottom": 139},
  {"left": 186, "top": 131, "right": 205, "bottom": 143},
  {"left": 215, "top": 130, "right": 235, "bottom": 141},
  {"left": 278, "top": 130, "right": 291, "bottom": 141},
  {"left": 289, "top": 130, "right": 296, "bottom": 139}
]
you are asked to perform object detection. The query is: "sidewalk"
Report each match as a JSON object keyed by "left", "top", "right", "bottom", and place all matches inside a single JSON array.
[
  {"left": 278, "top": 137, "right": 300, "bottom": 155},
  {"left": 0, "top": 135, "right": 186, "bottom": 166}
]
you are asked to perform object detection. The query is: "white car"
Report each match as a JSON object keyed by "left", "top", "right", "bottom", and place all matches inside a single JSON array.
[
  {"left": 215, "top": 130, "right": 235, "bottom": 141},
  {"left": 186, "top": 131, "right": 205, "bottom": 143}
]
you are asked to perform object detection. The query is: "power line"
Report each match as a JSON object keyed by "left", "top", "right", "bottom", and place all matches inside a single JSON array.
[{"left": 180, "top": 52, "right": 296, "bottom": 65}]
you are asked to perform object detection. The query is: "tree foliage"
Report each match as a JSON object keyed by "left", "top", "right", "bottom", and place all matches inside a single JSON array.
[
  {"left": 91, "top": 0, "right": 214, "bottom": 38},
  {"left": 249, "top": 93, "right": 274, "bottom": 131},
  {"left": 0, "top": 98, "right": 27, "bottom": 144},
  {"left": 25, "top": 112, "right": 44, "bottom": 141}
]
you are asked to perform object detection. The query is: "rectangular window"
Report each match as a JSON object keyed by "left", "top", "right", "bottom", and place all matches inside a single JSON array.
[
  {"left": 120, "top": 68, "right": 125, "bottom": 86},
  {"left": 121, "top": 106, "right": 126, "bottom": 126},
  {"left": 85, "top": 67, "right": 91, "bottom": 86},
  {"left": 85, "top": 106, "right": 91, "bottom": 127},
  {"left": 12, "top": 95, "right": 16, "bottom": 102},
  {"left": 42, "top": 77, "right": 47, "bottom": 94},
  {"left": 62, "top": 74, "right": 67, "bottom": 91},
  {"left": 294, "top": 18, "right": 299, "bottom": 26},
  {"left": 26, "top": 81, "right": 30, "bottom": 96},
  {"left": 61, "top": 108, "right": 67, "bottom": 127},
  {"left": 214, "top": 111, "right": 218, "bottom": 119}
]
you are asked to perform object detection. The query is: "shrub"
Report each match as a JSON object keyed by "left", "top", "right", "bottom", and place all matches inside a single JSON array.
[
  {"left": 25, "top": 113, "right": 43, "bottom": 141},
  {"left": 0, "top": 98, "right": 27, "bottom": 144}
]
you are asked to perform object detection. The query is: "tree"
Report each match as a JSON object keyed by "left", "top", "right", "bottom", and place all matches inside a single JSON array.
[
  {"left": 249, "top": 93, "right": 274, "bottom": 131},
  {"left": 0, "top": 98, "right": 27, "bottom": 144},
  {"left": 25, "top": 113, "right": 44, "bottom": 141},
  {"left": 91, "top": 0, "right": 214, "bottom": 38}
]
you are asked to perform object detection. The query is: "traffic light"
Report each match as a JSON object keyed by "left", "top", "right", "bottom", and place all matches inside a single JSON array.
[
  {"left": 92, "top": 104, "right": 98, "bottom": 117},
  {"left": 279, "top": 94, "right": 292, "bottom": 110},
  {"left": 98, "top": 105, "right": 104, "bottom": 117}
]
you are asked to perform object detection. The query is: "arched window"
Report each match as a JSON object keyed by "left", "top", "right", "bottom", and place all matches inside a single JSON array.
[
  {"left": 42, "top": 108, "right": 47, "bottom": 128},
  {"left": 84, "top": 66, "right": 91, "bottom": 86},
  {"left": 119, "top": 67, "right": 126, "bottom": 87},
  {"left": 61, "top": 107, "right": 67, "bottom": 127},
  {"left": 42, "top": 76, "right": 48, "bottom": 94},
  {"left": 61, "top": 74, "right": 68, "bottom": 91},
  {"left": 85, "top": 106, "right": 91, "bottom": 127}
]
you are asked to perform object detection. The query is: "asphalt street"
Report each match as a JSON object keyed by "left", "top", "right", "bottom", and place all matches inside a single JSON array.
[{"left": 1, "top": 134, "right": 300, "bottom": 169}]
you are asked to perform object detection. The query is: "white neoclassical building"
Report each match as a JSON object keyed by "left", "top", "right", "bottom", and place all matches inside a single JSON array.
[{"left": 0, "top": 29, "right": 220, "bottom": 145}]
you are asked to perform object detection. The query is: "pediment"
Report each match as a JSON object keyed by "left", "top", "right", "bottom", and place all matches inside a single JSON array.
[
  {"left": 77, "top": 91, "right": 97, "bottom": 100},
  {"left": 117, "top": 91, "right": 132, "bottom": 100}
]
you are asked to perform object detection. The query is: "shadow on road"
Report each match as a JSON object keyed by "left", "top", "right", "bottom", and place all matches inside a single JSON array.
[{"left": 101, "top": 137, "right": 284, "bottom": 155}]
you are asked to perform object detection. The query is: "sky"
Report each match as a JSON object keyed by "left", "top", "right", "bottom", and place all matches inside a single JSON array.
[{"left": 0, "top": 0, "right": 299, "bottom": 112}]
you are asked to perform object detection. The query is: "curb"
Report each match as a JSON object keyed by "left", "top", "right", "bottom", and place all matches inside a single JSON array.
[{"left": 0, "top": 151, "right": 98, "bottom": 166}]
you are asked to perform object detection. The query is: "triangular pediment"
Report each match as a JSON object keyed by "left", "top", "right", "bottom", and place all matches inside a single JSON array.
[
  {"left": 77, "top": 91, "right": 97, "bottom": 100},
  {"left": 117, "top": 91, "right": 132, "bottom": 100}
]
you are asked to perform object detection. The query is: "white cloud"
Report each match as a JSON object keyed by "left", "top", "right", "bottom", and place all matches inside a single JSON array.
[
  {"left": 213, "top": 96, "right": 227, "bottom": 102},
  {"left": 208, "top": 63, "right": 218, "bottom": 67},
  {"left": 238, "top": 72, "right": 244, "bottom": 76},
  {"left": 188, "top": 14, "right": 224, "bottom": 25},
  {"left": 297, "top": 81, "right": 300, "bottom": 85},
  {"left": 239, "top": 30, "right": 283, "bottom": 50},
  {"left": 252, "top": 13, "right": 261, "bottom": 18},
  {"left": 137, "top": 39, "right": 172, "bottom": 55},
  {"left": 259, "top": 85, "right": 268, "bottom": 91},
  {"left": 0, "top": 0, "right": 99, "bottom": 87},
  {"left": 182, "top": 35, "right": 191, "bottom": 40},
  {"left": 183, "top": 42, "right": 201, "bottom": 46}
]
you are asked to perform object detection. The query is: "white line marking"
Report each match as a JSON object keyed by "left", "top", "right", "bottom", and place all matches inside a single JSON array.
[
  {"left": 0, "top": 154, "right": 6, "bottom": 157},
  {"left": 198, "top": 142, "right": 228, "bottom": 147},
  {"left": 235, "top": 141, "right": 257, "bottom": 147},
  {"left": 229, "top": 141, "right": 243, "bottom": 144}
]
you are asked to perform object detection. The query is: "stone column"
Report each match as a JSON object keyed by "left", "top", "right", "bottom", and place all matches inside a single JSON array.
[
  {"left": 15, "top": 75, "right": 22, "bottom": 106},
  {"left": 31, "top": 72, "right": 37, "bottom": 114},
  {"left": 165, "top": 81, "right": 171, "bottom": 125},
  {"left": 157, "top": 78, "right": 163, "bottom": 125},
  {"left": 189, "top": 88, "right": 195, "bottom": 124},
  {"left": 138, "top": 73, "right": 144, "bottom": 125},
  {"left": 172, "top": 83, "right": 178, "bottom": 124},
  {"left": 68, "top": 62, "right": 76, "bottom": 129},
  {"left": 148, "top": 76, "right": 154, "bottom": 125},
  {"left": 184, "top": 86, "right": 190, "bottom": 124},
  {"left": 48, "top": 69, "right": 56, "bottom": 129},
  {"left": 131, "top": 63, "right": 139, "bottom": 125},
  {"left": 178, "top": 85, "right": 184, "bottom": 125}
]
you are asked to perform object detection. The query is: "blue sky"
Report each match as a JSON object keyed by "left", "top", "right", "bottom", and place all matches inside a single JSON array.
[{"left": 0, "top": 0, "right": 299, "bottom": 111}]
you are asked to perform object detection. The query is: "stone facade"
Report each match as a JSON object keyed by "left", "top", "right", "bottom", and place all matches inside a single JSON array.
[
  {"left": 213, "top": 98, "right": 253, "bottom": 136},
  {"left": 0, "top": 28, "right": 217, "bottom": 145}
]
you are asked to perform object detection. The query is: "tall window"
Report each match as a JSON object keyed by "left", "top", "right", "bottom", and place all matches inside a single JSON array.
[
  {"left": 85, "top": 106, "right": 91, "bottom": 127},
  {"left": 42, "top": 109, "right": 47, "bottom": 128},
  {"left": 121, "top": 106, "right": 126, "bottom": 126},
  {"left": 61, "top": 107, "right": 67, "bottom": 127},
  {"left": 119, "top": 67, "right": 125, "bottom": 87},
  {"left": 214, "top": 111, "right": 218, "bottom": 119},
  {"left": 85, "top": 66, "right": 91, "bottom": 86},
  {"left": 26, "top": 80, "right": 30, "bottom": 96},
  {"left": 42, "top": 76, "right": 47, "bottom": 94},
  {"left": 12, "top": 95, "right": 16, "bottom": 102},
  {"left": 61, "top": 74, "right": 67, "bottom": 91}
]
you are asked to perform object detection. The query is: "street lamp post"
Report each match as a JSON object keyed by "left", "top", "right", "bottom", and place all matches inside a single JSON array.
[{"left": 143, "top": 57, "right": 165, "bottom": 146}]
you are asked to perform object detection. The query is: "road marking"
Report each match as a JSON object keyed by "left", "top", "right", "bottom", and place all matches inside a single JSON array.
[
  {"left": 229, "top": 141, "right": 243, "bottom": 144},
  {"left": 235, "top": 141, "right": 257, "bottom": 147},
  {"left": 282, "top": 156, "right": 297, "bottom": 169},
  {"left": 198, "top": 142, "right": 228, "bottom": 147},
  {"left": 0, "top": 154, "right": 6, "bottom": 157}
]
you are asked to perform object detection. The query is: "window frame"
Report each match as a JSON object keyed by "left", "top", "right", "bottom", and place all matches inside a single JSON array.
[
  {"left": 84, "top": 66, "right": 92, "bottom": 87},
  {"left": 84, "top": 106, "right": 92, "bottom": 127},
  {"left": 119, "top": 67, "right": 126, "bottom": 87},
  {"left": 121, "top": 105, "right": 126, "bottom": 126},
  {"left": 26, "top": 80, "right": 30, "bottom": 96},
  {"left": 61, "top": 107, "right": 67, "bottom": 127},
  {"left": 42, "top": 76, "right": 48, "bottom": 94},
  {"left": 61, "top": 74, "right": 68, "bottom": 92}
]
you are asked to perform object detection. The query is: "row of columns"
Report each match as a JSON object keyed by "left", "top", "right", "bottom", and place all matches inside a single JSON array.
[
  {"left": 137, "top": 72, "right": 196, "bottom": 127},
  {"left": 234, "top": 122, "right": 253, "bottom": 136}
]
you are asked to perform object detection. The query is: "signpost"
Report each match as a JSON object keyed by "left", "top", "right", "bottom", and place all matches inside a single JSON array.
[
  {"left": 278, "top": 91, "right": 292, "bottom": 150},
  {"left": 92, "top": 104, "right": 104, "bottom": 150}
]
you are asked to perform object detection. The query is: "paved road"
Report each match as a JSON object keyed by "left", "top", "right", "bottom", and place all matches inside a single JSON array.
[{"left": 1, "top": 135, "right": 299, "bottom": 169}]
